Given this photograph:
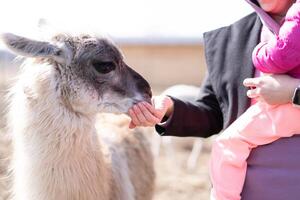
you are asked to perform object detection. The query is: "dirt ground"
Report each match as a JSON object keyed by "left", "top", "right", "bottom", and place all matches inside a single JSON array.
[{"left": 152, "top": 137, "right": 212, "bottom": 200}]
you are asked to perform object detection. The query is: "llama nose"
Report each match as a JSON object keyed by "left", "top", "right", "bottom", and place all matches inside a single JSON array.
[
  {"left": 138, "top": 79, "right": 152, "bottom": 99},
  {"left": 145, "top": 87, "right": 152, "bottom": 99},
  {"left": 125, "top": 64, "right": 152, "bottom": 101},
  {"left": 142, "top": 87, "right": 152, "bottom": 104}
]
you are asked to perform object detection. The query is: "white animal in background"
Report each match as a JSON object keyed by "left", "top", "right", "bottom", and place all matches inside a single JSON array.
[
  {"left": 152, "top": 84, "right": 203, "bottom": 171},
  {"left": 1, "top": 33, "right": 155, "bottom": 200}
]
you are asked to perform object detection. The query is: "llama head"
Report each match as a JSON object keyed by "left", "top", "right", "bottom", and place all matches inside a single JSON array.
[{"left": 1, "top": 33, "right": 152, "bottom": 115}]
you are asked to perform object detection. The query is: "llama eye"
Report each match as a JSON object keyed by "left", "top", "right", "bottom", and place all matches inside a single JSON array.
[{"left": 92, "top": 61, "right": 116, "bottom": 74}]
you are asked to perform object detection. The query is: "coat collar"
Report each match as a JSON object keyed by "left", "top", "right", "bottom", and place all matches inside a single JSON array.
[
  {"left": 244, "top": 0, "right": 280, "bottom": 34},
  {"left": 238, "top": 15, "right": 263, "bottom": 113}
]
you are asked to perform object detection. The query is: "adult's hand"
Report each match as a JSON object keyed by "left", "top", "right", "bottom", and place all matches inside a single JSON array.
[
  {"left": 243, "top": 74, "right": 300, "bottom": 105},
  {"left": 128, "top": 95, "right": 174, "bottom": 129}
]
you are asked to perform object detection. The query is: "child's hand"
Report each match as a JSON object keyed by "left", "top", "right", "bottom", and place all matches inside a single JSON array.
[{"left": 243, "top": 74, "right": 300, "bottom": 105}]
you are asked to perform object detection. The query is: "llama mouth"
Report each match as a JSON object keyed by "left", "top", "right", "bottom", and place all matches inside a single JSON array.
[
  {"left": 132, "top": 95, "right": 151, "bottom": 105},
  {"left": 132, "top": 98, "right": 150, "bottom": 106},
  {"left": 143, "top": 96, "right": 152, "bottom": 104}
]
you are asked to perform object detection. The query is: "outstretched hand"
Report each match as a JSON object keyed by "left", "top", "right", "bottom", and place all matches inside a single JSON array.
[
  {"left": 243, "top": 74, "right": 300, "bottom": 105},
  {"left": 128, "top": 95, "right": 174, "bottom": 129}
]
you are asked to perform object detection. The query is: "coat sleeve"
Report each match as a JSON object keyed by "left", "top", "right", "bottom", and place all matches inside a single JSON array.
[
  {"left": 155, "top": 73, "right": 224, "bottom": 138},
  {"left": 252, "top": 1, "right": 300, "bottom": 74}
]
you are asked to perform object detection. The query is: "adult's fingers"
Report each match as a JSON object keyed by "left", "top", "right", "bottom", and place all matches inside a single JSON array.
[
  {"left": 152, "top": 96, "right": 167, "bottom": 110},
  {"left": 128, "top": 108, "right": 140, "bottom": 127},
  {"left": 142, "top": 102, "right": 162, "bottom": 118},
  {"left": 137, "top": 103, "right": 160, "bottom": 124},
  {"left": 129, "top": 121, "right": 136, "bottom": 129},
  {"left": 243, "top": 78, "right": 263, "bottom": 88},
  {"left": 133, "top": 105, "right": 152, "bottom": 126}
]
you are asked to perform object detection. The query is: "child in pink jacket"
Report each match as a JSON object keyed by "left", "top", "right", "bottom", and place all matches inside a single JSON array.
[{"left": 210, "top": 1, "right": 300, "bottom": 200}]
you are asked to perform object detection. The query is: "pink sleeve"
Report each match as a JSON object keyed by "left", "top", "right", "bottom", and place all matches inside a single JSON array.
[{"left": 253, "top": 1, "right": 300, "bottom": 74}]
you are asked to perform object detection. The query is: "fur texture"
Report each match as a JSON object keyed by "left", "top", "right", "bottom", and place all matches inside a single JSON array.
[{"left": 2, "top": 33, "right": 155, "bottom": 200}]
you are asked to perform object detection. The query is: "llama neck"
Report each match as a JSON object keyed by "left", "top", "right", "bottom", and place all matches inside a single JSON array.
[
  {"left": 10, "top": 75, "right": 98, "bottom": 154},
  {"left": 8, "top": 62, "right": 96, "bottom": 147},
  {"left": 9, "top": 65, "right": 111, "bottom": 199}
]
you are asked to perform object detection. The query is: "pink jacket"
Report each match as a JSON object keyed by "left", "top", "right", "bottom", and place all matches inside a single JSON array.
[{"left": 252, "top": 0, "right": 300, "bottom": 78}]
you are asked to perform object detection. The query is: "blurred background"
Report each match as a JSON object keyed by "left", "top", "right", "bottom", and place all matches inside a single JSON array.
[{"left": 0, "top": 0, "right": 252, "bottom": 199}]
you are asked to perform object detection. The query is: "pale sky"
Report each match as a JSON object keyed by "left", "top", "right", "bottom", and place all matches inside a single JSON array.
[{"left": 0, "top": 0, "right": 253, "bottom": 44}]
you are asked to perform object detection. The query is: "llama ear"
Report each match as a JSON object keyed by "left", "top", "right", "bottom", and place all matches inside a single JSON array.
[{"left": 1, "top": 33, "right": 66, "bottom": 64}]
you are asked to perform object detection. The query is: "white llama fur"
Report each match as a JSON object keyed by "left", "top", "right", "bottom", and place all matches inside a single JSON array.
[
  {"left": 1, "top": 33, "right": 155, "bottom": 200},
  {"left": 0, "top": 129, "right": 11, "bottom": 200}
]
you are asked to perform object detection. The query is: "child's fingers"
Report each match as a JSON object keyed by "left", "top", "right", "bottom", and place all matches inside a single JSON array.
[
  {"left": 243, "top": 78, "right": 263, "bottom": 88},
  {"left": 247, "top": 88, "right": 261, "bottom": 98}
]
